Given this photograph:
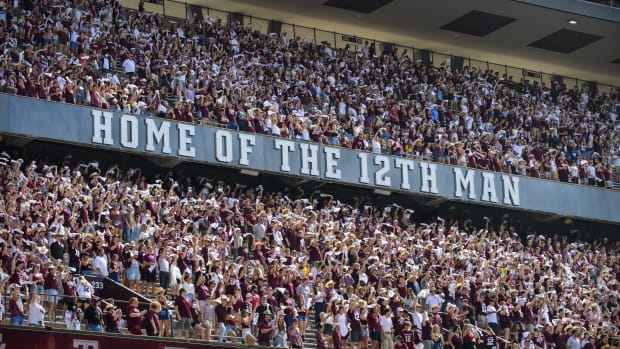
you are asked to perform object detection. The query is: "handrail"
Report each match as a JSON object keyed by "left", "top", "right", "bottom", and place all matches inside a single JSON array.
[{"left": 128, "top": 0, "right": 619, "bottom": 92}]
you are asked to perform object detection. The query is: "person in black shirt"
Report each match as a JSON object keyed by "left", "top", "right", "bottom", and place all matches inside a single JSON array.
[
  {"left": 255, "top": 295, "right": 274, "bottom": 324},
  {"left": 480, "top": 327, "right": 497, "bottom": 349},
  {"left": 49, "top": 232, "right": 66, "bottom": 261},
  {"left": 84, "top": 297, "right": 103, "bottom": 332}
]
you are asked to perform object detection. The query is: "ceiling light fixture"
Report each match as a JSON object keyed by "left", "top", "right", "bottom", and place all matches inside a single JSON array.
[{"left": 568, "top": 19, "right": 578, "bottom": 25}]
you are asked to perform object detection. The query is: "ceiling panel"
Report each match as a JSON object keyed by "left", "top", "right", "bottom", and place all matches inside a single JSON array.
[
  {"left": 322, "top": 0, "right": 395, "bottom": 14},
  {"left": 528, "top": 29, "right": 603, "bottom": 53},
  {"left": 440, "top": 10, "right": 516, "bottom": 37}
]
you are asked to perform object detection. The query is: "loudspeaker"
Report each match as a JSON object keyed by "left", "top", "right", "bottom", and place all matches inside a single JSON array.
[
  {"left": 451, "top": 56, "right": 464, "bottom": 71},
  {"left": 268, "top": 20, "right": 282, "bottom": 35},
  {"left": 228, "top": 12, "right": 244, "bottom": 26}
]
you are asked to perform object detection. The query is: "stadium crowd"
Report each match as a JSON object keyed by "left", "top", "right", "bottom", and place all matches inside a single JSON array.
[
  {"left": 0, "top": 150, "right": 618, "bottom": 349},
  {"left": 0, "top": 0, "right": 619, "bottom": 348},
  {"left": 0, "top": 0, "right": 618, "bottom": 187}
]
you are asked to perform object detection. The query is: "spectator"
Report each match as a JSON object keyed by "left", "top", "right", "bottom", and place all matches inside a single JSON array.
[
  {"left": 202, "top": 294, "right": 216, "bottom": 341},
  {"left": 43, "top": 264, "right": 59, "bottom": 322},
  {"left": 124, "top": 251, "right": 141, "bottom": 291},
  {"left": 289, "top": 318, "right": 304, "bottom": 349},
  {"left": 175, "top": 288, "right": 192, "bottom": 340},
  {"left": 126, "top": 296, "right": 145, "bottom": 335},
  {"left": 64, "top": 302, "right": 82, "bottom": 331},
  {"left": 94, "top": 248, "right": 109, "bottom": 277},
  {"left": 27, "top": 264, "right": 44, "bottom": 300},
  {"left": 157, "top": 247, "right": 170, "bottom": 290},
  {"left": 83, "top": 297, "right": 103, "bottom": 332},
  {"left": 381, "top": 307, "right": 395, "bottom": 349},
  {"left": 76, "top": 276, "right": 93, "bottom": 308},
  {"left": 155, "top": 288, "right": 173, "bottom": 337},
  {"left": 257, "top": 310, "right": 275, "bottom": 346},
  {"left": 27, "top": 287, "right": 45, "bottom": 327},
  {"left": 190, "top": 299, "right": 206, "bottom": 340},
  {"left": 334, "top": 323, "right": 347, "bottom": 349},
  {"left": 485, "top": 300, "right": 499, "bottom": 335},
  {"left": 61, "top": 270, "right": 77, "bottom": 313},
  {"left": 104, "top": 304, "right": 122, "bottom": 334},
  {"left": 144, "top": 301, "right": 162, "bottom": 337},
  {"left": 214, "top": 295, "right": 228, "bottom": 342}
]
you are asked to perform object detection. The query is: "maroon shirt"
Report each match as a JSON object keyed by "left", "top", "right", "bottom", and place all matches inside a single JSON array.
[
  {"left": 175, "top": 296, "right": 191, "bottom": 318},
  {"left": 333, "top": 330, "right": 346, "bottom": 349},
  {"left": 9, "top": 297, "right": 24, "bottom": 317},
  {"left": 105, "top": 311, "right": 120, "bottom": 331},
  {"left": 402, "top": 329, "right": 415, "bottom": 349},
  {"left": 144, "top": 309, "right": 160, "bottom": 336},
  {"left": 43, "top": 272, "right": 58, "bottom": 290},
  {"left": 368, "top": 313, "right": 380, "bottom": 333},
  {"left": 348, "top": 310, "right": 362, "bottom": 331},
  {"left": 257, "top": 319, "right": 273, "bottom": 344},
  {"left": 125, "top": 305, "right": 142, "bottom": 335}
]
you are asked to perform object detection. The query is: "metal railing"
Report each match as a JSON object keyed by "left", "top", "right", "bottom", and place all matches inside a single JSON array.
[{"left": 120, "top": 0, "right": 618, "bottom": 93}]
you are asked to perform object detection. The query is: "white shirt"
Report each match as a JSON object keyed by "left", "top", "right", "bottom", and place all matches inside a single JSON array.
[
  {"left": 426, "top": 294, "right": 443, "bottom": 309},
  {"left": 77, "top": 282, "right": 93, "bottom": 300},
  {"left": 169, "top": 265, "right": 181, "bottom": 286},
  {"left": 380, "top": 315, "right": 393, "bottom": 333},
  {"left": 412, "top": 311, "right": 423, "bottom": 330},
  {"left": 486, "top": 304, "right": 498, "bottom": 324},
  {"left": 336, "top": 313, "right": 348, "bottom": 336},
  {"left": 28, "top": 301, "right": 46, "bottom": 326},
  {"left": 122, "top": 58, "right": 136, "bottom": 74},
  {"left": 65, "top": 309, "right": 81, "bottom": 330},
  {"left": 271, "top": 123, "right": 281, "bottom": 136},
  {"left": 94, "top": 255, "right": 109, "bottom": 277},
  {"left": 182, "top": 280, "right": 195, "bottom": 295},
  {"left": 273, "top": 229, "right": 284, "bottom": 245},
  {"left": 158, "top": 256, "right": 170, "bottom": 273}
]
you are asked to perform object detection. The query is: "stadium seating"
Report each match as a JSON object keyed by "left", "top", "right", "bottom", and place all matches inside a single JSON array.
[
  {"left": 0, "top": 0, "right": 618, "bottom": 188},
  {"left": 0, "top": 0, "right": 619, "bottom": 347}
]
